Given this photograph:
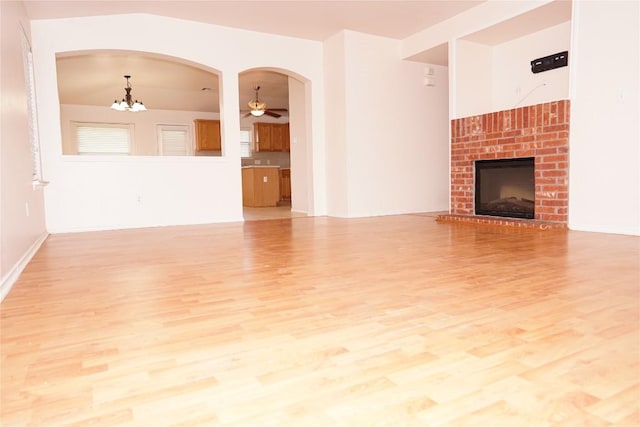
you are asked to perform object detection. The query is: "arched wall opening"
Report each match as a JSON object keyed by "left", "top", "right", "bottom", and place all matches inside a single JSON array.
[
  {"left": 55, "top": 49, "right": 223, "bottom": 157},
  {"left": 238, "top": 67, "right": 313, "bottom": 216}
]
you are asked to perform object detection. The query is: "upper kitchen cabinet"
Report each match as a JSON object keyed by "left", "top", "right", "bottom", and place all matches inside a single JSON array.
[
  {"left": 254, "top": 122, "right": 290, "bottom": 152},
  {"left": 194, "top": 119, "right": 222, "bottom": 151},
  {"left": 253, "top": 123, "right": 273, "bottom": 151}
]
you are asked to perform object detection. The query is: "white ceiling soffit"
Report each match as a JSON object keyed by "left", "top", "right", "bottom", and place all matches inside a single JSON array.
[
  {"left": 24, "top": 1, "right": 485, "bottom": 41},
  {"left": 462, "top": 0, "right": 572, "bottom": 46},
  {"left": 406, "top": 0, "right": 572, "bottom": 65},
  {"left": 405, "top": 42, "right": 449, "bottom": 66}
]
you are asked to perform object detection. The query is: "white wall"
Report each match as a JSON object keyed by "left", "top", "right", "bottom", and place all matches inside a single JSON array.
[
  {"left": 569, "top": 0, "right": 639, "bottom": 235},
  {"left": 0, "top": 1, "right": 48, "bottom": 301},
  {"left": 323, "top": 32, "right": 350, "bottom": 217},
  {"left": 454, "top": 22, "right": 570, "bottom": 118},
  {"left": 60, "top": 104, "right": 219, "bottom": 155},
  {"left": 31, "top": 14, "right": 325, "bottom": 233},
  {"left": 492, "top": 21, "right": 570, "bottom": 112},
  {"left": 454, "top": 39, "right": 493, "bottom": 118},
  {"left": 288, "top": 77, "right": 309, "bottom": 214},
  {"left": 327, "top": 31, "right": 450, "bottom": 218}
]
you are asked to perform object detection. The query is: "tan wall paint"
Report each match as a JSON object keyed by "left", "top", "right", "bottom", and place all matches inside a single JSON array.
[{"left": 0, "top": 1, "right": 48, "bottom": 300}]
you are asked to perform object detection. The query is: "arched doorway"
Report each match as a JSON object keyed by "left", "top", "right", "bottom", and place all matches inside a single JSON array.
[{"left": 238, "top": 68, "right": 310, "bottom": 221}]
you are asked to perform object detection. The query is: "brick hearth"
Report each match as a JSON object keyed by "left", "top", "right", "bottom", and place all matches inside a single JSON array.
[{"left": 446, "top": 100, "right": 570, "bottom": 225}]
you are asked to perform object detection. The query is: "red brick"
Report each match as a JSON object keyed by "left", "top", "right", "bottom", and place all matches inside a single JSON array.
[
  {"left": 535, "top": 132, "right": 559, "bottom": 141},
  {"left": 496, "top": 136, "right": 515, "bottom": 145},
  {"left": 542, "top": 170, "right": 568, "bottom": 178},
  {"left": 516, "top": 134, "right": 535, "bottom": 143},
  {"left": 542, "top": 184, "right": 568, "bottom": 192},
  {"left": 541, "top": 154, "right": 568, "bottom": 163},
  {"left": 541, "top": 199, "right": 566, "bottom": 206},
  {"left": 514, "top": 149, "right": 535, "bottom": 157},
  {"left": 495, "top": 112, "right": 502, "bottom": 131},
  {"left": 545, "top": 214, "right": 567, "bottom": 222},
  {"left": 536, "top": 147, "right": 560, "bottom": 155},
  {"left": 536, "top": 162, "right": 557, "bottom": 170},
  {"left": 550, "top": 101, "right": 558, "bottom": 125},
  {"left": 542, "top": 103, "right": 551, "bottom": 126},
  {"left": 536, "top": 206, "right": 556, "bottom": 214},
  {"left": 543, "top": 124, "right": 569, "bottom": 133}
]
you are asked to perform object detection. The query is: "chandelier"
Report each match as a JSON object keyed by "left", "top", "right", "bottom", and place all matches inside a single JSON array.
[
  {"left": 248, "top": 85, "right": 266, "bottom": 117},
  {"left": 111, "top": 75, "right": 146, "bottom": 112}
]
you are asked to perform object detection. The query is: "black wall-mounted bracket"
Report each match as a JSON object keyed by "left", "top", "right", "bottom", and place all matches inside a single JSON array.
[{"left": 531, "top": 51, "right": 568, "bottom": 74}]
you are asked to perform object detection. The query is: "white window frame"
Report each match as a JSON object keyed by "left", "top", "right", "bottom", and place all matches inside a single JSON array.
[
  {"left": 157, "top": 124, "right": 193, "bottom": 156},
  {"left": 240, "top": 127, "right": 252, "bottom": 158},
  {"left": 73, "top": 122, "right": 133, "bottom": 155}
]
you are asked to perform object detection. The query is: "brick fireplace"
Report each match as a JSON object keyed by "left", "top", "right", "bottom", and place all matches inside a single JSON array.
[{"left": 440, "top": 100, "right": 569, "bottom": 228}]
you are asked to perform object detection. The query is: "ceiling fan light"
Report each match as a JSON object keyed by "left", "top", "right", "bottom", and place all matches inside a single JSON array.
[
  {"left": 248, "top": 100, "right": 266, "bottom": 110},
  {"left": 250, "top": 109, "right": 265, "bottom": 117}
]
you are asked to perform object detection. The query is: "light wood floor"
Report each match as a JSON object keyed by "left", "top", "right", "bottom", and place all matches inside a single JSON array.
[
  {"left": 243, "top": 203, "right": 306, "bottom": 221},
  {"left": 1, "top": 215, "right": 639, "bottom": 426}
]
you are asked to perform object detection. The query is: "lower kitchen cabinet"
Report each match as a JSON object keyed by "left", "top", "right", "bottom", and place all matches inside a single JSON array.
[
  {"left": 241, "top": 167, "right": 280, "bottom": 207},
  {"left": 280, "top": 168, "right": 291, "bottom": 201}
]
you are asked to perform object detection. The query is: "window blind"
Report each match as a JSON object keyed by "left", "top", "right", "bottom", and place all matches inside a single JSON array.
[
  {"left": 21, "top": 29, "right": 43, "bottom": 181},
  {"left": 76, "top": 124, "right": 131, "bottom": 155},
  {"left": 160, "top": 128, "right": 189, "bottom": 156},
  {"left": 240, "top": 129, "right": 251, "bottom": 158}
]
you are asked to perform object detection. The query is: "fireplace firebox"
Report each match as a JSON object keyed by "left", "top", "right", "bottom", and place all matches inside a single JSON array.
[{"left": 475, "top": 157, "right": 535, "bottom": 219}]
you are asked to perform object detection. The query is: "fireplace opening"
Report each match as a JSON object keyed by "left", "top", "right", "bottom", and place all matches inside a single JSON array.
[{"left": 475, "top": 157, "right": 535, "bottom": 219}]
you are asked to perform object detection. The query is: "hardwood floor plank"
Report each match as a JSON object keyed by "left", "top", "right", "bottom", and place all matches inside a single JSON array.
[{"left": 1, "top": 216, "right": 638, "bottom": 426}]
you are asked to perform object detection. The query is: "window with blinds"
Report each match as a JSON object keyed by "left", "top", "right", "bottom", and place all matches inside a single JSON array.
[
  {"left": 74, "top": 122, "right": 132, "bottom": 155},
  {"left": 158, "top": 125, "right": 191, "bottom": 156},
  {"left": 21, "top": 28, "right": 43, "bottom": 182},
  {"left": 240, "top": 128, "right": 251, "bottom": 158}
]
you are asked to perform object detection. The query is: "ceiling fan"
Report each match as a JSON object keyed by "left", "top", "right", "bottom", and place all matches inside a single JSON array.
[{"left": 242, "top": 85, "right": 288, "bottom": 118}]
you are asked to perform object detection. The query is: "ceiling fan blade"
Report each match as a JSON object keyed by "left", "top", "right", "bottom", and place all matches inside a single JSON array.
[
  {"left": 266, "top": 108, "right": 288, "bottom": 112},
  {"left": 264, "top": 110, "right": 282, "bottom": 118}
]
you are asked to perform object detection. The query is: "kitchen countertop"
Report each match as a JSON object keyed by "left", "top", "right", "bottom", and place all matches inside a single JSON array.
[{"left": 241, "top": 165, "right": 282, "bottom": 169}]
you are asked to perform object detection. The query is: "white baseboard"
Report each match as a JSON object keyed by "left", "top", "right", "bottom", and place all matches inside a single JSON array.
[{"left": 0, "top": 232, "right": 49, "bottom": 303}]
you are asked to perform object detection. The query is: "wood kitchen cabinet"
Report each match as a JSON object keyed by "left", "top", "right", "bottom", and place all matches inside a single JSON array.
[
  {"left": 253, "top": 123, "right": 273, "bottom": 152},
  {"left": 194, "top": 119, "right": 221, "bottom": 151},
  {"left": 241, "top": 167, "right": 280, "bottom": 207},
  {"left": 280, "top": 168, "right": 291, "bottom": 201},
  {"left": 254, "top": 123, "right": 290, "bottom": 152}
]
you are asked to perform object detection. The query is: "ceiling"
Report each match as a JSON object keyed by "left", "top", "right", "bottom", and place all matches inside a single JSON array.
[
  {"left": 39, "top": 0, "right": 571, "bottom": 113},
  {"left": 56, "top": 52, "right": 289, "bottom": 113},
  {"left": 463, "top": 0, "right": 572, "bottom": 46},
  {"left": 24, "top": 1, "right": 485, "bottom": 42}
]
